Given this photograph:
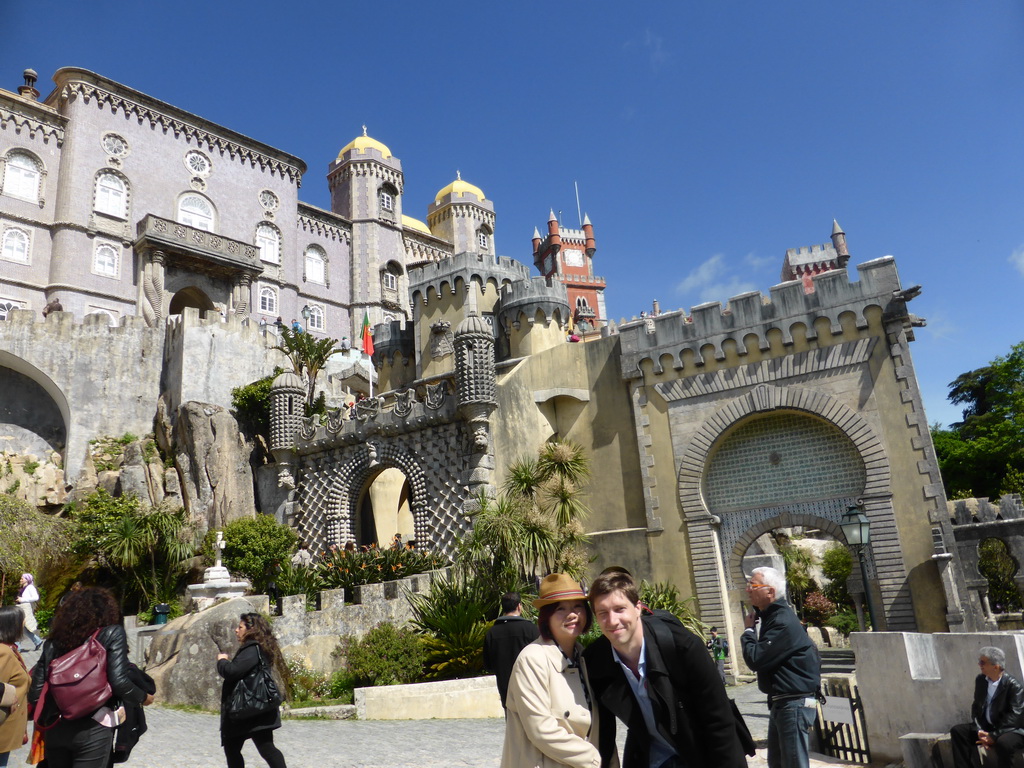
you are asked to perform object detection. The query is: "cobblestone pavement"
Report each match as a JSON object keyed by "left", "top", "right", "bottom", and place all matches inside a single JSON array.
[{"left": 8, "top": 681, "right": 859, "bottom": 768}]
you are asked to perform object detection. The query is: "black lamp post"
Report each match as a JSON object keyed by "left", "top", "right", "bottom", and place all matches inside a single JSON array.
[
  {"left": 840, "top": 504, "right": 880, "bottom": 631},
  {"left": 301, "top": 304, "right": 311, "bottom": 328}
]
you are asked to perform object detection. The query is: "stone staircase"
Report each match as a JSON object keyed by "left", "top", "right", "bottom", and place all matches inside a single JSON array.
[{"left": 820, "top": 647, "right": 856, "bottom": 675}]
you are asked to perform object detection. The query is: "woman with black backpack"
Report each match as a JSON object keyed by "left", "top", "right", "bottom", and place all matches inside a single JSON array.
[
  {"left": 216, "top": 613, "right": 289, "bottom": 768},
  {"left": 28, "top": 587, "right": 154, "bottom": 768}
]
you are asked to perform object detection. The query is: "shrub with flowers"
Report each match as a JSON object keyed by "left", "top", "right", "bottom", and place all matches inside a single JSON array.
[{"left": 802, "top": 590, "right": 837, "bottom": 626}]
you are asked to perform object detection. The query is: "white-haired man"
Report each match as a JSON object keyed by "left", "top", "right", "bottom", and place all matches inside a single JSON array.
[
  {"left": 950, "top": 646, "right": 1024, "bottom": 768},
  {"left": 741, "top": 566, "right": 821, "bottom": 768}
]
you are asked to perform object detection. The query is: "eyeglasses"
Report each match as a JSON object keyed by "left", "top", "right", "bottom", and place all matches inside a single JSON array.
[{"left": 747, "top": 584, "right": 771, "bottom": 590}]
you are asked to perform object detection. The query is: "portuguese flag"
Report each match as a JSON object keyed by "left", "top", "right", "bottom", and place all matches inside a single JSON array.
[{"left": 361, "top": 311, "right": 374, "bottom": 356}]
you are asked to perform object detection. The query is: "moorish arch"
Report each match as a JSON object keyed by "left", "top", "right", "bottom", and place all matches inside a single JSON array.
[
  {"left": 168, "top": 286, "right": 216, "bottom": 316},
  {"left": 676, "top": 383, "right": 915, "bottom": 633},
  {"left": 321, "top": 441, "right": 430, "bottom": 548},
  {"left": 0, "top": 350, "right": 71, "bottom": 461}
]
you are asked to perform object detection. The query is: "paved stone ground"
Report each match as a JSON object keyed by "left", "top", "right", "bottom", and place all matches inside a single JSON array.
[{"left": 8, "top": 680, "right": 861, "bottom": 768}]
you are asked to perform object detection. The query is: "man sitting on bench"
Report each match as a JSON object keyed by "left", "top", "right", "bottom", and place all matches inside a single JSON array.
[{"left": 951, "top": 646, "right": 1024, "bottom": 768}]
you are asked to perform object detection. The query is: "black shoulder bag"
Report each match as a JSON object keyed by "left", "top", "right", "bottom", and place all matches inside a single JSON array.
[{"left": 227, "top": 646, "right": 282, "bottom": 721}]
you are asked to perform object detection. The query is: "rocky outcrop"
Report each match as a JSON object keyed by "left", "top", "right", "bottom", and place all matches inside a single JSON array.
[
  {"left": 145, "top": 596, "right": 269, "bottom": 710},
  {"left": 174, "top": 402, "right": 256, "bottom": 534},
  {"left": 0, "top": 450, "right": 66, "bottom": 508}
]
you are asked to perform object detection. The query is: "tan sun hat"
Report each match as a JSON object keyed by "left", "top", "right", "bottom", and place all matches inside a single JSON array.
[{"left": 533, "top": 573, "right": 586, "bottom": 608}]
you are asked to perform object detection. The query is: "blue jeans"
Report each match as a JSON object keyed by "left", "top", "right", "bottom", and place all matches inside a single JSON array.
[{"left": 768, "top": 697, "right": 817, "bottom": 768}]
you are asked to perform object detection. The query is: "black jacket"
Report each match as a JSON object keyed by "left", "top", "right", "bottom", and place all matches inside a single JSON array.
[
  {"left": 482, "top": 615, "right": 539, "bottom": 707},
  {"left": 970, "top": 672, "right": 1024, "bottom": 736},
  {"left": 583, "top": 613, "right": 747, "bottom": 768},
  {"left": 741, "top": 598, "right": 821, "bottom": 700},
  {"left": 217, "top": 641, "right": 281, "bottom": 742},
  {"left": 29, "top": 624, "right": 149, "bottom": 720},
  {"left": 111, "top": 664, "right": 156, "bottom": 764}
]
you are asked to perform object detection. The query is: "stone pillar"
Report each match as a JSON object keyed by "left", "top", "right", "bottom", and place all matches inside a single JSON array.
[
  {"left": 140, "top": 250, "right": 166, "bottom": 327},
  {"left": 232, "top": 273, "right": 252, "bottom": 316},
  {"left": 454, "top": 310, "right": 496, "bottom": 502}
]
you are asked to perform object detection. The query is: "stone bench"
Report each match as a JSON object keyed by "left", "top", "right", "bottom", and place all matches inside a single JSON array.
[
  {"left": 900, "top": 732, "right": 951, "bottom": 768},
  {"left": 901, "top": 732, "right": 1024, "bottom": 768}
]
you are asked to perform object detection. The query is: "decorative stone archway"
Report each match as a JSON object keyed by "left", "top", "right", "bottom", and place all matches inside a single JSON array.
[
  {"left": 676, "top": 383, "right": 915, "bottom": 633},
  {"left": 323, "top": 441, "right": 430, "bottom": 548},
  {"left": 728, "top": 512, "right": 848, "bottom": 587}
]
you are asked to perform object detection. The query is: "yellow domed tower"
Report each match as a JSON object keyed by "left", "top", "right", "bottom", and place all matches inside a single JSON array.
[
  {"left": 327, "top": 128, "right": 409, "bottom": 332},
  {"left": 426, "top": 172, "right": 495, "bottom": 256}
]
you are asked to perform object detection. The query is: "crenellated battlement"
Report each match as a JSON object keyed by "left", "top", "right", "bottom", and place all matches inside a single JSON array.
[
  {"left": 619, "top": 257, "right": 909, "bottom": 379},
  {"left": 495, "top": 275, "right": 569, "bottom": 332},
  {"left": 409, "top": 251, "right": 531, "bottom": 305},
  {"left": 163, "top": 306, "right": 281, "bottom": 351}
]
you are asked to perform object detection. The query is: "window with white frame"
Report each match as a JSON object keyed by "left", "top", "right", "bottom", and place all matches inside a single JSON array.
[
  {"left": 258, "top": 285, "right": 278, "bottom": 315},
  {"left": 1, "top": 227, "right": 30, "bottom": 263},
  {"left": 478, "top": 230, "right": 489, "bottom": 250},
  {"left": 308, "top": 304, "right": 325, "bottom": 332},
  {"left": 93, "top": 241, "right": 120, "bottom": 277},
  {"left": 382, "top": 272, "right": 398, "bottom": 291},
  {"left": 0, "top": 299, "right": 22, "bottom": 320},
  {"left": 304, "top": 245, "right": 326, "bottom": 284},
  {"left": 95, "top": 172, "right": 127, "bottom": 218},
  {"left": 177, "top": 194, "right": 215, "bottom": 231},
  {"left": 2, "top": 151, "right": 41, "bottom": 201},
  {"left": 86, "top": 306, "right": 118, "bottom": 325},
  {"left": 256, "top": 224, "right": 280, "bottom": 264},
  {"left": 576, "top": 297, "right": 590, "bottom": 309},
  {"left": 379, "top": 189, "right": 393, "bottom": 211}
]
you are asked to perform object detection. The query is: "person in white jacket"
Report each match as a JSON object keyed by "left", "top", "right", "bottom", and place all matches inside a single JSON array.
[
  {"left": 501, "top": 573, "right": 603, "bottom": 768},
  {"left": 16, "top": 573, "right": 43, "bottom": 651}
]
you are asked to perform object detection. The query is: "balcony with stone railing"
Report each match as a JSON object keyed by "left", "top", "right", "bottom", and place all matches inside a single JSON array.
[{"left": 135, "top": 215, "right": 262, "bottom": 275}]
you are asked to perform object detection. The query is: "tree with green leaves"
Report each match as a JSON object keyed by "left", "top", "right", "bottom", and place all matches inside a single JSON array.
[
  {"left": 274, "top": 326, "right": 340, "bottom": 411},
  {"left": 0, "top": 493, "right": 74, "bottom": 604},
  {"left": 205, "top": 513, "right": 298, "bottom": 593},
  {"left": 70, "top": 490, "right": 197, "bottom": 612},
  {"left": 931, "top": 341, "right": 1024, "bottom": 500}
]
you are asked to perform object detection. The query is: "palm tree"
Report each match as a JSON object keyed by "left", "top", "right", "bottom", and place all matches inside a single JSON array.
[{"left": 274, "top": 326, "right": 340, "bottom": 410}]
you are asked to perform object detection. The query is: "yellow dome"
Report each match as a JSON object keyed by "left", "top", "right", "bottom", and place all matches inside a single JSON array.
[
  {"left": 401, "top": 215, "right": 431, "bottom": 235},
  {"left": 337, "top": 129, "right": 392, "bottom": 160},
  {"left": 435, "top": 173, "right": 485, "bottom": 203}
]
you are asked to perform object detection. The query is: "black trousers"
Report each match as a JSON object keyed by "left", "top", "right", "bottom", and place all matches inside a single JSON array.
[
  {"left": 43, "top": 718, "right": 115, "bottom": 768},
  {"left": 223, "top": 730, "right": 287, "bottom": 768},
  {"left": 951, "top": 722, "right": 1024, "bottom": 768}
]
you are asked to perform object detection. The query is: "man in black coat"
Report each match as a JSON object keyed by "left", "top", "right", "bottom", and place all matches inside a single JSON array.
[
  {"left": 950, "top": 646, "right": 1024, "bottom": 768},
  {"left": 741, "top": 566, "right": 821, "bottom": 768},
  {"left": 584, "top": 570, "right": 747, "bottom": 768},
  {"left": 482, "top": 592, "right": 539, "bottom": 709}
]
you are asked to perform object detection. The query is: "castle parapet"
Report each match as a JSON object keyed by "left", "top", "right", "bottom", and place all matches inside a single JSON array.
[
  {"left": 409, "top": 251, "right": 531, "bottom": 305},
  {"left": 495, "top": 276, "right": 569, "bottom": 333},
  {"left": 619, "top": 257, "right": 912, "bottom": 379}
]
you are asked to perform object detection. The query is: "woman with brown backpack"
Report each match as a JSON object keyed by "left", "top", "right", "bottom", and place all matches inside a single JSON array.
[{"left": 28, "top": 588, "right": 154, "bottom": 768}]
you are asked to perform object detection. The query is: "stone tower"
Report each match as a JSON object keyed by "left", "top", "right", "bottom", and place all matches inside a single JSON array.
[
  {"left": 269, "top": 370, "right": 305, "bottom": 488},
  {"left": 454, "top": 301, "right": 497, "bottom": 499},
  {"left": 531, "top": 211, "right": 605, "bottom": 332},
  {"left": 426, "top": 173, "right": 496, "bottom": 257},
  {"left": 327, "top": 129, "right": 409, "bottom": 332}
]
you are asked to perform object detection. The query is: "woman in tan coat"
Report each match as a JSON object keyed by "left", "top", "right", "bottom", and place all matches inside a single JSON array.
[
  {"left": 0, "top": 605, "right": 30, "bottom": 768},
  {"left": 501, "top": 574, "right": 603, "bottom": 768}
]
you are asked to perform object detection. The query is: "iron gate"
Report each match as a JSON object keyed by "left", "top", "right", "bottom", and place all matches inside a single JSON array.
[{"left": 815, "top": 678, "right": 871, "bottom": 764}]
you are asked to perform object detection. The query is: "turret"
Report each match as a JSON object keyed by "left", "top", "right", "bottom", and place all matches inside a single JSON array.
[
  {"left": 547, "top": 210, "right": 562, "bottom": 250},
  {"left": 427, "top": 172, "right": 495, "bottom": 256},
  {"left": 269, "top": 371, "right": 305, "bottom": 490},
  {"left": 532, "top": 227, "right": 542, "bottom": 257},
  {"left": 831, "top": 219, "right": 850, "bottom": 268},
  {"left": 583, "top": 213, "right": 596, "bottom": 257}
]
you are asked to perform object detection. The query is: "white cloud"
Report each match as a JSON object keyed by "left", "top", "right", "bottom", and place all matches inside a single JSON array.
[
  {"left": 644, "top": 30, "right": 671, "bottom": 71},
  {"left": 676, "top": 254, "right": 758, "bottom": 304},
  {"left": 1010, "top": 244, "right": 1024, "bottom": 277},
  {"left": 743, "top": 251, "right": 776, "bottom": 270}
]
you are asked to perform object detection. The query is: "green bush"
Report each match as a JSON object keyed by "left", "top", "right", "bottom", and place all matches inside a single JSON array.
[
  {"left": 204, "top": 515, "right": 298, "bottom": 593},
  {"left": 802, "top": 590, "right": 837, "bottom": 625},
  {"left": 231, "top": 368, "right": 285, "bottom": 441},
  {"left": 317, "top": 547, "right": 448, "bottom": 595},
  {"left": 339, "top": 623, "right": 425, "bottom": 686},
  {"left": 408, "top": 574, "right": 490, "bottom": 680},
  {"left": 328, "top": 669, "right": 357, "bottom": 702},
  {"left": 820, "top": 543, "right": 853, "bottom": 605},
  {"left": 34, "top": 608, "right": 54, "bottom": 636},
  {"left": 638, "top": 580, "right": 706, "bottom": 637},
  {"left": 826, "top": 610, "right": 861, "bottom": 636},
  {"left": 285, "top": 658, "right": 330, "bottom": 703}
]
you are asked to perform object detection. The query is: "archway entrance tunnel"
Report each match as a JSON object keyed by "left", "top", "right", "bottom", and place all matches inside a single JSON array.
[
  {"left": 0, "top": 361, "right": 68, "bottom": 460},
  {"left": 702, "top": 410, "right": 879, "bottom": 660},
  {"left": 355, "top": 467, "right": 414, "bottom": 548}
]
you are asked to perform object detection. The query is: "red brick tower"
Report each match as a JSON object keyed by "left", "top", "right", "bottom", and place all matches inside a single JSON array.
[{"left": 531, "top": 211, "right": 606, "bottom": 332}]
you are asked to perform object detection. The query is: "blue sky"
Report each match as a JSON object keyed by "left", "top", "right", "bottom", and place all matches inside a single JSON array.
[{"left": 6, "top": 1, "right": 1023, "bottom": 427}]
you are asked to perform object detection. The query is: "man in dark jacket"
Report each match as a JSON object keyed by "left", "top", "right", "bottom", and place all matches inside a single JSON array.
[
  {"left": 950, "top": 646, "right": 1024, "bottom": 768},
  {"left": 741, "top": 566, "right": 821, "bottom": 768},
  {"left": 585, "top": 570, "right": 747, "bottom": 768},
  {"left": 482, "top": 592, "right": 539, "bottom": 709}
]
